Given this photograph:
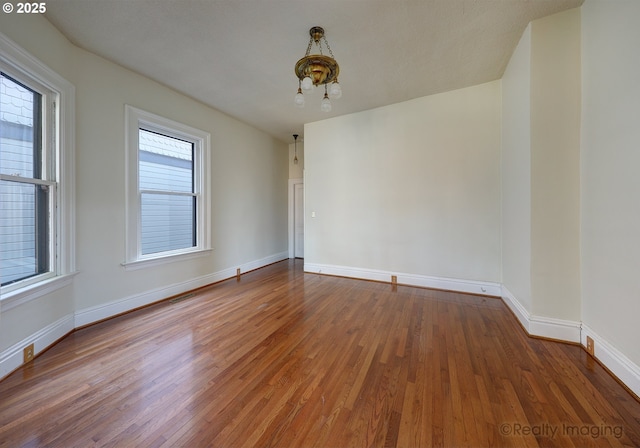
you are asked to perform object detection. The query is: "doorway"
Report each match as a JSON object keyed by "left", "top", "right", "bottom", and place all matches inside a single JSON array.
[
  {"left": 288, "top": 178, "right": 304, "bottom": 259},
  {"left": 294, "top": 183, "right": 304, "bottom": 258}
]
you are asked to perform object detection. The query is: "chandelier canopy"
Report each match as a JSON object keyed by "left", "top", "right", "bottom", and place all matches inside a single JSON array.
[{"left": 294, "top": 26, "right": 342, "bottom": 112}]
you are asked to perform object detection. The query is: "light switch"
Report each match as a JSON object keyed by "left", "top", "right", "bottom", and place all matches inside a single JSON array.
[{"left": 311, "top": 211, "right": 316, "bottom": 218}]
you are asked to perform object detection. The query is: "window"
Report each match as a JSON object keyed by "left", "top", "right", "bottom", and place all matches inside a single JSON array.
[
  {"left": 139, "top": 129, "right": 196, "bottom": 255},
  {"left": 0, "top": 34, "right": 75, "bottom": 302},
  {"left": 0, "top": 73, "right": 49, "bottom": 286},
  {"left": 124, "top": 106, "right": 210, "bottom": 269}
]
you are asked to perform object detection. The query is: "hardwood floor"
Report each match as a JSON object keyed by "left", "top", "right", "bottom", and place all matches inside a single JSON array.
[{"left": 1, "top": 259, "right": 639, "bottom": 447}]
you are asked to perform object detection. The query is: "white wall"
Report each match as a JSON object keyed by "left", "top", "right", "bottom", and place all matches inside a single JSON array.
[
  {"left": 71, "top": 46, "right": 288, "bottom": 314},
  {"left": 501, "top": 25, "right": 532, "bottom": 312},
  {"left": 288, "top": 140, "right": 304, "bottom": 180},
  {"left": 0, "top": 13, "right": 288, "bottom": 375},
  {"left": 500, "top": 9, "right": 582, "bottom": 342},
  {"left": 530, "top": 9, "right": 582, "bottom": 322},
  {"left": 580, "top": 0, "right": 640, "bottom": 371},
  {"left": 305, "top": 81, "right": 501, "bottom": 291}
]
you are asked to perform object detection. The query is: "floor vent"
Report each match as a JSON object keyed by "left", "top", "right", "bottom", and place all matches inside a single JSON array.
[{"left": 170, "top": 293, "right": 195, "bottom": 304}]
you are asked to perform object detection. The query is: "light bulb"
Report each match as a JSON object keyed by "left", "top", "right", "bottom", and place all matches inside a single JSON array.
[
  {"left": 321, "top": 93, "right": 332, "bottom": 112},
  {"left": 294, "top": 89, "right": 305, "bottom": 107},
  {"left": 329, "top": 81, "right": 342, "bottom": 99},
  {"left": 301, "top": 76, "right": 313, "bottom": 91}
]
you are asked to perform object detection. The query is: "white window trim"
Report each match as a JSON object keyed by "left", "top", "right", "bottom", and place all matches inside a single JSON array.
[
  {"left": 0, "top": 32, "right": 76, "bottom": 305},
  {"left": 123, "top": 105, "right": 211, "bottom": 270}
]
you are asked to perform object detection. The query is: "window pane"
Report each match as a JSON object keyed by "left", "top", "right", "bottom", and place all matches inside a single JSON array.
[
  {"left": 140, "top": 193, "right": 195, "bottom": 255},
  {"left": 0, "top": 73, "right": 41, "bottom": 178},
  {"left": 0, "top": 180, "right": 49, "bottom": 285},
  {"left": 139, "top": 129, "right": 193, "bottom": 193},
  {"left": 138, "top": 128, "right": 196, "bottom": 256}
]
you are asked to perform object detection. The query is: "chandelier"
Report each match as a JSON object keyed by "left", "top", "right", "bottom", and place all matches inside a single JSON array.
[{"left": 294, "top": 26, "right": 342, "bottom": 112}]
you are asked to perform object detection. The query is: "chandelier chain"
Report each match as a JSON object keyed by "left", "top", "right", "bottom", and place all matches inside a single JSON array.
[
  {"left": 305, "top": 37, "right": 314, "bottom": 57},
  {"left": 322, "top": 36, "right": 335, "bottom": 59}
]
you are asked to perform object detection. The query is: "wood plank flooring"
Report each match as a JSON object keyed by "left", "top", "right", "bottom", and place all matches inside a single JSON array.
[{"left": 1, "top": 259, "right": 639, "bottom": 447}]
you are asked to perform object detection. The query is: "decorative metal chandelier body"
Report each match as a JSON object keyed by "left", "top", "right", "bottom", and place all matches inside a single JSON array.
[{"left": 294, "top": 26, "right": 342, "bottom": 112}]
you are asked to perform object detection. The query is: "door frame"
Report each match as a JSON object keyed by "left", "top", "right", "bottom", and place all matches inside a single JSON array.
[{"left": 288, "top": 178, "right": 304, "bottom": 259}]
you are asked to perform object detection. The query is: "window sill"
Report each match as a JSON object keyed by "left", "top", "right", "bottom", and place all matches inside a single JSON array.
[
  {"left": 0, "top": 272, "right": 78, "bottom": 312},
  {"left": 121, "top": 248, "right": 212, "bottom": 271}
]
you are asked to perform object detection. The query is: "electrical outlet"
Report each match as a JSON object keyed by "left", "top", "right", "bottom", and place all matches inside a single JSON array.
[
  {"left": 391, "top": 275, "right": 397, "bottom": 284},
  {"left": 586, "top": 336, "right": 595, "bottom": 357},
  {"left": 23, "top": 343, "right": 35, "bottom": 363}
]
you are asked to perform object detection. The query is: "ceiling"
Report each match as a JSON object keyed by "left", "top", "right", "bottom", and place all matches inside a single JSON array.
[{"left": 44, "top": 0, "right": 583, "bottom": 143}]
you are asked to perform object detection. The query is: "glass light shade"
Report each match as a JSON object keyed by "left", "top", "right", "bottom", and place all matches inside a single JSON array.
[
  {"left": 301, "top": 76, "right": 313, "bottom": 91},
  {"left": 320, "top": 94, "right": 332, "bottom": 112},
  {"left": 294, "top": 91, "right": 305, "bottom": 107},
  {"left": 329, "top": 81, "right": 342, "bottom": 99}
]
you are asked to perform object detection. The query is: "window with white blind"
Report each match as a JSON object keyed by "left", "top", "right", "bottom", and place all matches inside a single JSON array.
[
  {"left": 124, "top": 106, "right": 210, "bottom": 269},
  {"left": 0, "top": 34, "right": 75, "bottom": 302}
]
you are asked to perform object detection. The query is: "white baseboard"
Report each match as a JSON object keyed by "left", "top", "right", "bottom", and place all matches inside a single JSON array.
[
  {"left": 581, "top": 324, "right": 640, "bottom": 398},
  {"left": 500, "top": 285, "right": 531, "bottom": 330},
  {"left": 241, "top": 251, "right": 289, "bottom": 274},
  {"left": 529, "top": 315, "right": 582, "bottom": 343},
  {"left": 75, "top": 251, "right": 288, "bottom": 327},
  {"left": 303, "top": 262, "right": 502, "bottom": 296},
  {"left": 0, "top": 313, "right": 74, "bottom": 379},
  {"left": 501, "top": 285, "right": 581, "bottom": 343}
]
